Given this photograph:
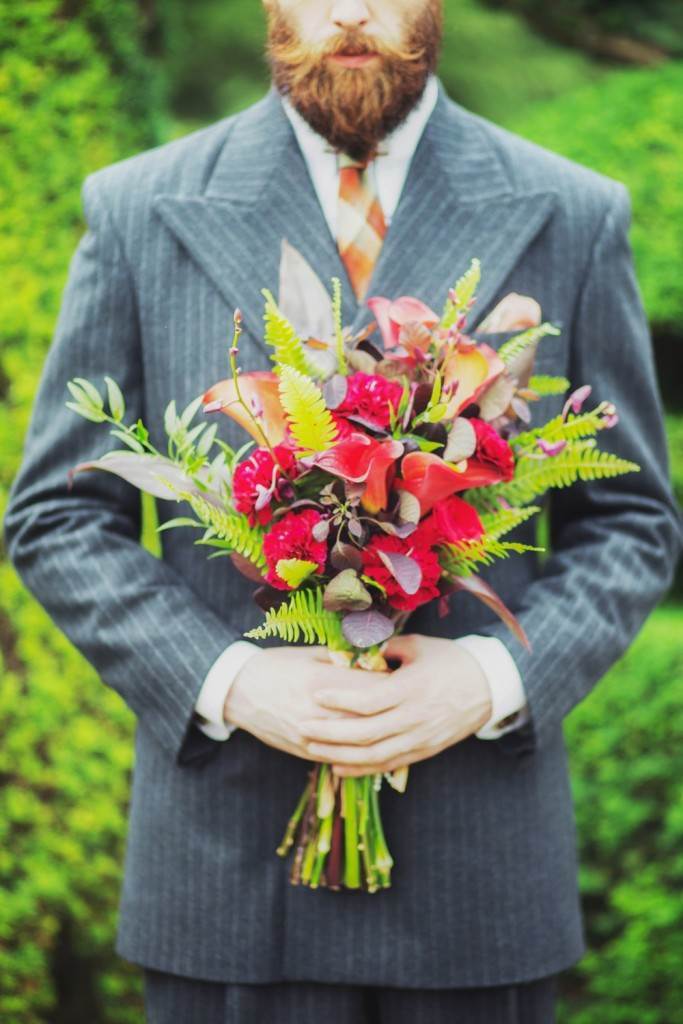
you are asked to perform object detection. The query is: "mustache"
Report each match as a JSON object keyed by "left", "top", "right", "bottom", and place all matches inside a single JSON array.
[{"left": 273, "top": 27, "right": 426, "bottom": 67}]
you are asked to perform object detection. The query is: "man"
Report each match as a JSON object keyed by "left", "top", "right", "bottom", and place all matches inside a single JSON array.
[{"left": 4, "top": 0, "right": 681, "bottom": 1021}]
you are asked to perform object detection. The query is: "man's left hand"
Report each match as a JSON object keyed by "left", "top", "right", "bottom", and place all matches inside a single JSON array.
[{"left": 300, "top": 634, "right": 493, "bottom": 777}]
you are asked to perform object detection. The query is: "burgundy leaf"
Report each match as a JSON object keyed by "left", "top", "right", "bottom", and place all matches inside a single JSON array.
[
  {"left": 376, "top": 550, "right": 422, "bottom": 595},
  {"left": 342, "top": 609, "right": 395, "bottom": 649},
  {"left": 230, "top": 552, "right": 267, "bottom": 584},
  {"left": 449, "top": 575, "right": 530, "bottom": 650},
  {"left": 323, "top": 374, "right": 348, "bottom": 410},
  {"left": 311, "top": 517, "right": 331, "bottom": 542},
  {"left": 331, "top": 542, "right": 363, "bottom": 572}
]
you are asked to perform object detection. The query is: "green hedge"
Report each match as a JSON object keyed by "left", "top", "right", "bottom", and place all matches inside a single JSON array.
[
  {"left": 511, "top": 62, "right": 683, "bottom": 335},
  {"left": 0, "top": 2, "right": 159, "bottom": 1019},
  {"left": 562, "top": 605, "right": 683, "bottom": 1023}
]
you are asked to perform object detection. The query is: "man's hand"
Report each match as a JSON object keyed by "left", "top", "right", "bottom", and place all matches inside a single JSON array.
[
  {"left": 299, "top": 634, "right": 493, "bottom": 777},
  {"left": 223, "top": 645, "right": 389, "bottom": 761}
]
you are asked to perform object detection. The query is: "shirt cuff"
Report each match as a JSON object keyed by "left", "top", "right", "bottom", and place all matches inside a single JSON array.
[
  {"left": 454, "top": 634, "right": 530, "bottom": 740},
  {"left": 194, "top": 639, "right": 260, "bottom": 741}
]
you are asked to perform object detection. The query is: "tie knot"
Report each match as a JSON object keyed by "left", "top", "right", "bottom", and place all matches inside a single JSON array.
[{"left": 338, "top": 152, "right": 369, "bottom": 172}]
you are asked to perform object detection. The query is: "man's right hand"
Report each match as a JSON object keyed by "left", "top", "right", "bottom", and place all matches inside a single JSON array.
[{"left": 223, "top": 646, "right": 387, "bottom": 761}]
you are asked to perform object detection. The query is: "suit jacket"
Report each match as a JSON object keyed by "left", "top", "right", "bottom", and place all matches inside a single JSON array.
[{"left": 4, "top": 79, "right": 681, "bottom": 988}]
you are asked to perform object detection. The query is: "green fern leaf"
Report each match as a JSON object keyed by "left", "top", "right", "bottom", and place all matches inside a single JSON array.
[
  {"left": 527, "top": 374, "right": 570, "bottom": 396},
  {"left": 276, "top": 558, "right": 319, "bottom": 588},
  {"left": 245, "top": 588, "right": 347, "bottom": 647},
  {"left": 479, "top": 505, "right": 542, "bottom": 539},
  {"left": 498, "top": 322, "right": 561, "bottom": 365},
  {"left": 485, "top": 442, "right": 640, "bottom": 506},
  {"left": 177, "top": 491, "right": 266, "bottom": 569},
  {"left": 331, "top": 277, "right": 346, "bottom": 374},
  {"left": 514, "top": 408, "right": 611, "bottom": 453},
  {"left": 441, "top": 259, "right": 481, "bottom": 328},
  {"left": 262, "top": 289, "right": 321, "bottom": 377},
  {"left": 439, "top": 536, "right": 542, "bottom": 577},
  {"left": 278, "top": 365, "right": 338, "bottom": 455}
]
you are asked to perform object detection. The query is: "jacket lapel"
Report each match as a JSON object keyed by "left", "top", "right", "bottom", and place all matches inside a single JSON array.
[
  {"left": 154, "top": 81, "right": 557, "bottom": 358},
  {"left": 352, "top": 83, "right": 557, "bottom": 335},
  {"left": 153, "top": 88, "right": 358, "bottom": 360}
]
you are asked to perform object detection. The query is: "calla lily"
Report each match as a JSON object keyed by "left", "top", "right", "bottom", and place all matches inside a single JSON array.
[
  {"left": 203, "top": 371, "right": 287, "bottom": 446},
  {"left": 367, "top": 295, "right": 439, "bottom": 350},
  {"left": 314, "top": 432, "right": 404, "bottom": 513},
  {"left": 395, "top": 450, "right": 509, "bottom": 515},
  {"left": 477, "top": 292, "right": 542, "bottom": 333},
  {"left": 442, "top": 342, "right": 505, "bottom": 416}
]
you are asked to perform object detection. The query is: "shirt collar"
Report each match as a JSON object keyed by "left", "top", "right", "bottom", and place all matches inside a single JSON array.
[{"left": 281, "top": 74, "right": 440, "bottom": 168}]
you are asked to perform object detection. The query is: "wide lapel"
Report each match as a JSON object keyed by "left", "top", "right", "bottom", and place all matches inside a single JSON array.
[
  {"left": 153, "top": 88, "right": 358, "bottom": 358},
  {"left": 353, "top": 83, "right": 558, "bottom": 335}
]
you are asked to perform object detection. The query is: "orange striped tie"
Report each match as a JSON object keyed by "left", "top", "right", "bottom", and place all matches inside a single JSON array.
[{"left": 337, "top": 153, "right": 387, "bottom": 301}]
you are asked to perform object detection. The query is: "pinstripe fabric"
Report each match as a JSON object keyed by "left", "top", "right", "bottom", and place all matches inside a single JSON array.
[
  {"left": 336, "top": 153, "right": 387, "bottom": 300},
  {"left": 4, "top": 79, "right": 682, "bottom": 989},
  {"left": 143, "top": 971, "right": 557, "bottom": 1024}
]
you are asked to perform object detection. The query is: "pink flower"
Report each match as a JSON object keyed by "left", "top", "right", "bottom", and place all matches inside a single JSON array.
[
  {"left": 366, "top": 295, "right": 439, "bottom": 350},
  {"left": 263, "top": 509, "right": 327, "bottom": 590},
  {"left": 232, "top": 444, "right": 297, "bottom": 526},
  {"left": 335, "top": 372, "right": 404, "bottom": 430}
]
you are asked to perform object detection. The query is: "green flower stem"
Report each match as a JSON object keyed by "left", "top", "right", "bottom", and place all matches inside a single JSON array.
[
  {"left": 277, "top": 775, "right": 314, "bottom": 857},
  {"left": 369, "top": 777, "right": 393, "bottom": 887},
  {"left": 342, "top": 778, "right": 361, "bottom": 889}
]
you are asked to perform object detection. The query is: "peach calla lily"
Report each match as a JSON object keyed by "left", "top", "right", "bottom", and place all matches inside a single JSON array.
[
  {"left": 367, "top": 295, "right": 440, "bottom": 350},
  {"left": 203, "top": 371, "right": 288, "bottom": 446},
  {"left": 442, "top": 342, "right": 505, "bottom": 416},
  {"left": 476, "top": 292, "right": 542, "bottom": 334}
]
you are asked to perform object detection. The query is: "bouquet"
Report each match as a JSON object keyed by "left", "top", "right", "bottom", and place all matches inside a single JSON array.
[{"left": 66, "top": 244, "right": 639, "bottom": 892}]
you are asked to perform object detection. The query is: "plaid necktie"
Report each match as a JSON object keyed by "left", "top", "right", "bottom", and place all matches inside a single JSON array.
[{"left": 336, "top": 153, "right": 387, "bottom": 301}]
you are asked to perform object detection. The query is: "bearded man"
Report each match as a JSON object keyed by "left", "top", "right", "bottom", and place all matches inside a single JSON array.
[{"left": 5, "top": 1, "right": 680, "bottom": 1022}]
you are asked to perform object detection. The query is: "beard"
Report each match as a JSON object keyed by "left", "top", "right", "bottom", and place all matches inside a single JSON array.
[{"left": 266, "top": 1, "right": 443, "bottom": 163}]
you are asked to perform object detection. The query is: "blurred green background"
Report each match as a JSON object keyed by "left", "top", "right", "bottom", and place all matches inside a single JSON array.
[{"left": 0, "top": 1, "right": 681, "bottom": 1021}]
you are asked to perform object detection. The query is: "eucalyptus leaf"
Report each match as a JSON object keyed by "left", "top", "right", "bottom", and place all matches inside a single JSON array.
[
  {"left": 323, "top": 569, "right": 373, "bottom": 612},
  {"left": 376, "top": 550, "right": 422, "bottom": 595},
  {"left": 342, "top": 609, "right": 395, "bottom": 648}
]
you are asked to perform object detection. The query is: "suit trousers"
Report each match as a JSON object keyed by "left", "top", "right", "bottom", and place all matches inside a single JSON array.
[{"left": 143, "top": 969, "right": 557, "bottom": 1024}]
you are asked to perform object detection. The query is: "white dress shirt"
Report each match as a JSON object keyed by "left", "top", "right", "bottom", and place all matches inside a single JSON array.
[{"left": 194, "top": 76, "right": 529, "bottom": 742}]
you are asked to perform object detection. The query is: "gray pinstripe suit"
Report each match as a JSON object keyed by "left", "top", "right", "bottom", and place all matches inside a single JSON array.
[{"left": 4, "top": 79, "right": 681, "bottom": 1013}]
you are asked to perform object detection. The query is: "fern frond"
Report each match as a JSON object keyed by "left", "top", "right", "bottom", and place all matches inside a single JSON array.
[
  {"left": 331, "top": 277, "right": 346, "bottom": 374},
  {"left": 479, "top": 505, "right": 542, "bottom": 539},
  {"left": 441, "top": 258, "right": 481, "bottom": 328},
  {"left": 484, "top": 442, "right": 640, "bottom": 506},
  {"left": 245, "top": 587, "right": 347, "bottom": 646},
  {"left": 178, "top": 490, "right": 266, "bottom": 568},
  {"left": 513, "top": 407, "right": 610, "bottom": 452},
  {"left": 498, "top": 322, "right": 561, "bottom": 365},
  {"left": 528, "top": 374, "right": 570, "bottom": 396},
  {"left": 261, "top": 289, "right": 321, "bottom": 377},
  {"left": 439, "top": 536, "right": 542, "bottom": 577},
  {"left": 278, "top": 365, "right": 338, "bottom": 455}
]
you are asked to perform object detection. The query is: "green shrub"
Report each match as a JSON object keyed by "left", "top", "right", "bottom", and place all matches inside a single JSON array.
[
  {"left": 0, "top": 2, "right": 160, "bottom": 1019},
  {"left": 561, "top": 604, "right": 683, "bottom": 1023},
  {"left": 510, "top": 63, "right": 683, "bottom": 335},
  {"left": 482, "top": 0, "right": 683, "bottom": 59}
]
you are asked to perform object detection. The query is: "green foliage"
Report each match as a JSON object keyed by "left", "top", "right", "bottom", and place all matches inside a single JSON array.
[
  {"left": 560, "top": 605, "right": 683, "bottom": 1023},
  {"left": 441, "top": 258, "right": 481, "bottom": 329},
  {"left": 0, "top": 3, "right": 161, "bottom": 1019},
  {"left": 262, "top": 289, "right": 320, "bottom": 378},
  {"left": 513, "top": 408, "right": 613, "bottom": 452},
  {"left": 479, "top": 504, "right": 542, "bottom": 539},
  {"left": 528, "top": 374, "right": 571, "bottom": 396},
  {"left": 245, "top": 587, "right": 347, "bottom": 647},
  {"left": 482, "top": 0, "right": 683, "bottom": 59},
  {"left": 278, "top": 366, "right": 339, "bottom": 455},
  {"left": 512, "top": 62, "right": 683, "bottom": 333},
  {"left": 439, "top": 536, "right": 541, "bottom": 577},
  {"left": 480, "top": 442, "right": 640, "bottom": 507},
  {"left": 498, "top": 322, "right": 562, "bottom": 365},
  {"left": 178, "top": 492, "right": 267, "bottom": 569}
]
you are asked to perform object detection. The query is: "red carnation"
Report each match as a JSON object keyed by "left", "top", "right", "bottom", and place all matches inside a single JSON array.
[
  {"left": 415, "top": 495, "right": 484, "bottom": 548},
  {"left": 470, "top": 418, "right": 515, "bottom": 482},
  {"left": 263, "top": 509, "right": 328, "bottom": 590},
  {"left": 233, "top": 443, "right": 297, "bottom": 526},
  {"left": 360, "top": 534, "right": 441, "bottom": 612},
  {"left": 336, "top": 372, "right": 404, "bottom": 430}
]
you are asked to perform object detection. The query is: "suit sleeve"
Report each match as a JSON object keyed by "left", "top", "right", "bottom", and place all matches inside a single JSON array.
[
  {"left": 3, "top": 174, "right": 242, "bottom": 765},
  {"left": 481, "top": 183, "right": 683, "bottom": 753}
]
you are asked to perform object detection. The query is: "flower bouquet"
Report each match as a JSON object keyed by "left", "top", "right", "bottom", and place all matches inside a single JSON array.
[{"left": 66, "top": 244, "right": 639, "bottom": 892}]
